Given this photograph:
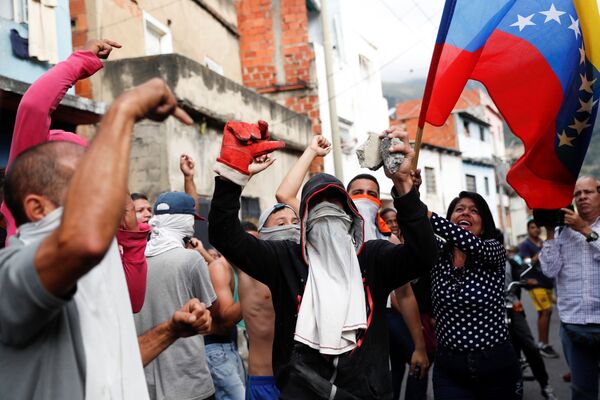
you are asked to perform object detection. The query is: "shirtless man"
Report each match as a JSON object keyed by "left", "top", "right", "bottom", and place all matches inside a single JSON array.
[{"left": 238, "top": 205, "right": 299, "bottom": 400}]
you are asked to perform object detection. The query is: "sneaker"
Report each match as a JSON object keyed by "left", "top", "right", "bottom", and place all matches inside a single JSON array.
[
  {"left": 541, "top": 385, "right": 558, "bottom": 400},
  {"left": 539, "top": 344, "right": 560, "bottom": 358}
]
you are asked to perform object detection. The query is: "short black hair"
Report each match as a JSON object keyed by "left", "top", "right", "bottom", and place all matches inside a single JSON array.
[
  {"left": 241, "top": 220, "right": 258, "bottom": 232},
  {"left": 346, "top": 174, "right": 380, "bottom": 195},
  {"left": 379, "top": 207, "right": 396, "bottom": 218},
  {"left": 446, "top": 191, "right": 498, "bottom": 241},
  {"left": 4, "top": 141, "right": 84, "bottom": 226},
  {"left": 526, "top": 219, "right": 538, "bottom": 229},
  {"left": 131, "top": 192, "right": 149, "bottom": 201}
]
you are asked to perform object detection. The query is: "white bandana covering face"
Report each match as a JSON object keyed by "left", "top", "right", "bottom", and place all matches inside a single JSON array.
[
  {"left": 352, "top": 197, "right": 387, "bottom": 242},
  {"left": 145, "top": 214, "right": 195, "bottom": 257},
  {"left": 18, "top": 208, "right": 149, "bottom": 400},
  {"left": 294, "top": 201, "right": 367, "bottom": 355}
]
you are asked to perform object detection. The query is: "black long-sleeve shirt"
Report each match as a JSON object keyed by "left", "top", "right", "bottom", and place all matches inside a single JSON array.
[{"left": 209, "top": 177, "right": 437, "bottom": 399}]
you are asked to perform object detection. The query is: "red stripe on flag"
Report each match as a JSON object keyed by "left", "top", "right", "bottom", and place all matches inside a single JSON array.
[
  {"left": 423, "top": 44, "right": 483, "bottom": 126},
  {"left": 471, "top": 30, "right": 574, "bottom": 208}
]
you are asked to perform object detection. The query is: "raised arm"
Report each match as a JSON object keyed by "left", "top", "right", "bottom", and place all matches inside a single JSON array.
[
  {"left": 35, "top": 79, "right": 192, "bottom": 297},
  {"left": 539, "top": 226, "right": 564, "bottom": 278},
  {"left": 429, "top": 212, "right": 505, "bottom": 269},
  {"left": 374, "top": 126, "right": 438, "bottom": 290},
  {"left": 8, "top": 39, "right": 120, "bottom": 166},
  {"left": 2, "top": 40, "right": 121, "bottom": 241},
  {"left": 275, "top": 135, "right": 331, "bottom": 212},
  {"left": 180, "top": 154, "right": 200, "bottom": 214},
  {"left": 208, "top": 177, "right": 282, "bottom": 286},
  {"left": 209, "top": 120, "right": 287, "bottom": 285}
]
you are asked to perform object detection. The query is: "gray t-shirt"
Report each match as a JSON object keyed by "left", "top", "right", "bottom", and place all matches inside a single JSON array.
[
  {"left": 134, "top": 247, "right": 217, "bottom": 400},
  {"left": 0, "top": 238, "right": 86, "bottom": 400}
]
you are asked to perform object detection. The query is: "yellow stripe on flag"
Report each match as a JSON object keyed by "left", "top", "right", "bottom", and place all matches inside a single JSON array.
[{"left": 574, "top": 0, "right": 600, "bottom": 69}]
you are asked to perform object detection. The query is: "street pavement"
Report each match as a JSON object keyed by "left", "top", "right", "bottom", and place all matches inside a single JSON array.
[{"left": 521, "top": 293, "right": 570, "bottom": 400}]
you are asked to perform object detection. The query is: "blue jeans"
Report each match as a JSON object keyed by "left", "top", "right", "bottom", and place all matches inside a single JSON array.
[
  {"left": 206, "top": 343, "right": 246, "bottom": 400},
  {"left": 560, "top": 323, "right": 600, "bottom": 400},
  {"left": 433, "top": 341, "right": 522, "bottom": 400}
]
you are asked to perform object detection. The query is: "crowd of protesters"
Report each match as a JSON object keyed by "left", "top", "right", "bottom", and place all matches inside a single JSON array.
[{"left": 0, "top": 39, "right": 598, "bottom": 400}]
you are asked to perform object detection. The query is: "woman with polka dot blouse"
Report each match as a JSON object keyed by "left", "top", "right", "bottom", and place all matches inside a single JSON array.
[{"left": 429, "top": 191, "right": 522, "bottom": 400}]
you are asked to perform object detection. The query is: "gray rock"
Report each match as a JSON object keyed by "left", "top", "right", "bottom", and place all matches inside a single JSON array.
[
  {"left": 381, "top": 137, "right": 404, "bottom": 174},
  {"left": 356, "top": 132, "right": 383, "bottom": 171},
  {"left": 356, "top": 132, "right": 405, "bottom": 174}
]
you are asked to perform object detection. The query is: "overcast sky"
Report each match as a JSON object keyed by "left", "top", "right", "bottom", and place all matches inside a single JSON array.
[{"left": 369, "top": 0, "right": 445, "bottom": 83}]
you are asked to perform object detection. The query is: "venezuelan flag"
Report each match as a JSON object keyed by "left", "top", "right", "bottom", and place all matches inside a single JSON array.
[{"left": 420, "top": 0, "right": 600, "bottom": 208}]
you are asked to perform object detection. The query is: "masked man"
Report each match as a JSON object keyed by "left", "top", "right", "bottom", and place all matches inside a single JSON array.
[
  {"left": 240, "top": 203, "right": 300, "bottom": 400},
  {"left": 209, "top": 122, "right": 437, "bottom": 399}
]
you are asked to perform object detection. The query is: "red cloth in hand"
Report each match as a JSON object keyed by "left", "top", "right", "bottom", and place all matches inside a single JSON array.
[{"left": 216, "top": 120, "right": 285, "bottom": 176}]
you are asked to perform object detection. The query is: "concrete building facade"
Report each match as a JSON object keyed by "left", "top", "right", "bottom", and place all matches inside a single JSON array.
[
  {"left": 0, "top": 0, "right": 103, "bottom": 167},
  {"left": 94, "top": 54, "right": 312, "bottom": 216}
]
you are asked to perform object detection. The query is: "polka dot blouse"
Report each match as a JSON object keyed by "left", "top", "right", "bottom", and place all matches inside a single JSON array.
[{"left": 430, "top": 212, "right": 508, "bottom": 351}]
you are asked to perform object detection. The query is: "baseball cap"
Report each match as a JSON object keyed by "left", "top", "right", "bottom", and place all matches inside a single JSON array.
[
  {"left": 153, "top": 192, "right": 205, "bottom": 220},
  {"left": 258, "top": 203, "right": 298, "bottom": 231}
]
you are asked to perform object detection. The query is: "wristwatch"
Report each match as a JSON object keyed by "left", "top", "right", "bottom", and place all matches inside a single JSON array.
[{"left": 586, "top": 230, "right": 599, "bottom": 242}]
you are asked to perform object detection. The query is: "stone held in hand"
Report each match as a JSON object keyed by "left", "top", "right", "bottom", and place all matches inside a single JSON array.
[
  {"left": 356, "top": 132, "right": 404, "bottom": 174},
  {"left": 381, "top": 136, "right": 404, "bottom": 174},
  {"left": 356, "top": 132, "right": 383, "bottom": 171}
]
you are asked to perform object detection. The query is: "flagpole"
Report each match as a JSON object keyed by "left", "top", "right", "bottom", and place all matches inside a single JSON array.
[{"left": 411, "top": 126, "right": 424, "bottom": 170}]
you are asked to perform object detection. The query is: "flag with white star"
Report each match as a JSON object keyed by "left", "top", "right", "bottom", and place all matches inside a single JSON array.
[{"left": 419, "top": 0, "right": 600, "bottom": 208}]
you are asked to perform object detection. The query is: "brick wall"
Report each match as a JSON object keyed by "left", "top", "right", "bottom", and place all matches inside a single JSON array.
[
  {"left": 237, "top": 0, "right": 323, "bottom": 172},
  {"left": 237, "top": 0, "right": 277, "bottom": 88},
  {"left": 70, "top": 0, "right": 93, "bottom": 98}
]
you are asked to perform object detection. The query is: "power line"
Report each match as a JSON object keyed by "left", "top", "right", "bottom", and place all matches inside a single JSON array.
[{"left": 270, "top": 27, "right": 434, "bottom": 128}]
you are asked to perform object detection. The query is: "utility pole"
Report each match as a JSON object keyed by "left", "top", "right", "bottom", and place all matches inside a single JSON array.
[{"left": 319, "top": 0, "right": 344, "bottom": 181}]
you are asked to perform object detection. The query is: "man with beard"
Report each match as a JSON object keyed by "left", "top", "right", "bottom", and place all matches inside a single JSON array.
[{"left": 209, "top": 122, "right": 437, "bottom": 399}]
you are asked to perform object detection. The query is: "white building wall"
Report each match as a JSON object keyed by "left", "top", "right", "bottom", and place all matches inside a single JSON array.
[
  {"left": 462, "top": 162, "right": 500, "bottom": 226},
  {"left": 308, "top": 0, "right": 390, "bottom": 196},
  {"left": 418, "top": 148, "right": 464, "bottom": 216},
  {"left": 456, "top": 115, "right": 494, "bottom": 160},
  {"left": 509, "top": 196, "right": 530, "bottom": 245}
]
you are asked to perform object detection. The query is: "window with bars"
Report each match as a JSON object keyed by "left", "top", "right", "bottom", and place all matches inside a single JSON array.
[
  {"left": 466, "top": 174, "right": 477, "bottom": 192},
  {"left": 424, "top": 167, "right": 437, "bottom": 195}
]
